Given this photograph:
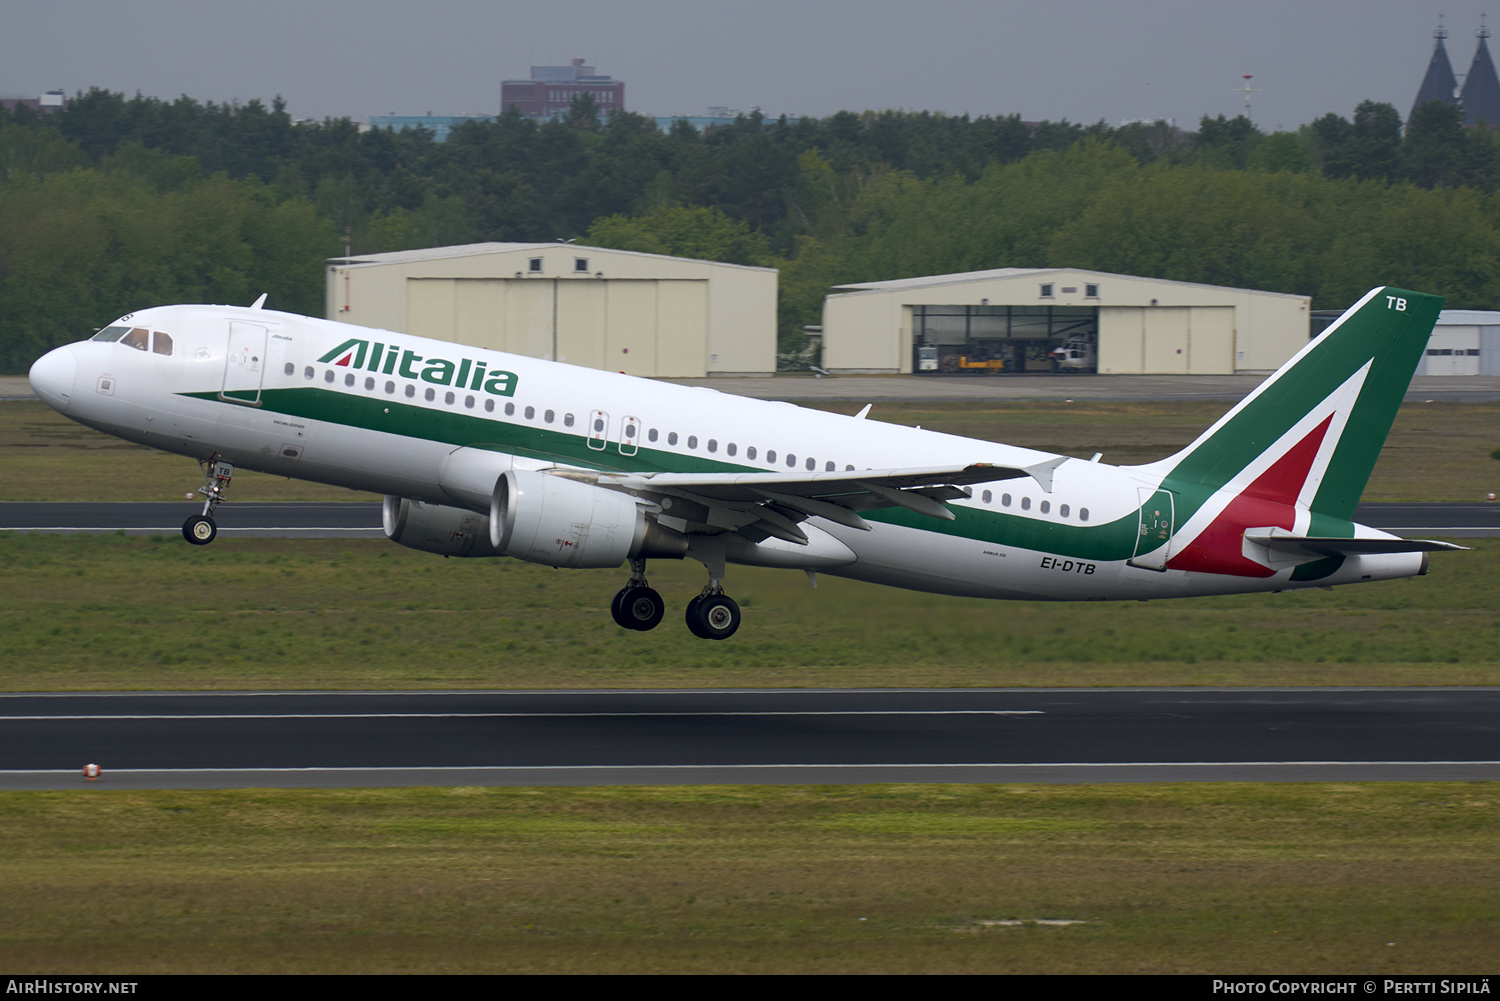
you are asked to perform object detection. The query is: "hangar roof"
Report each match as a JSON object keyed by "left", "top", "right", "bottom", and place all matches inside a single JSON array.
[
  {"left": 333, "top": 241, "right": 775, "bottom": 273},
  {"left": 830, "top": 267, "right": 1304, "bottom": 299}
]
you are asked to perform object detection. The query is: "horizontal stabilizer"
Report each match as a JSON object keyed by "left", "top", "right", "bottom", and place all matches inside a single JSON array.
[{"left": 1244, "top": 529, "right": 1468, "bottom": 560}]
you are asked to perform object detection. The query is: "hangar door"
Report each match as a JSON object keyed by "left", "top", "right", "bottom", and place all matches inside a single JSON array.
[
  {"left": 1098, "top": 306, "right": 1235, "bottom": 375},
  {"left": 404, "top": 278, "right": 708, "bottom": 378}
]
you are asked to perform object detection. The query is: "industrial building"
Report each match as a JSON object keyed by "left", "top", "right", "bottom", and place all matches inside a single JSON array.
[
  {"left": 326, "top": 242, "right": 777, "bottom": 378},
  {"left": 501, "top": 58, "right": 624, "bottom": 120},
  {"left": 821, "top": 268, "right": 1309, "bottom": 376},
  {"left": 1418, "top": 310, "right": 1500, "bottom": 375}
]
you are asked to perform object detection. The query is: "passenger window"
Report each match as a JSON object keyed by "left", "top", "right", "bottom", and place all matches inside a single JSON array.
[
  {"left": 668, "top": 432, "right": 678, "bottom": 446},
  {"left": 405, "top": 385, "right": 415, "bottom": 398},
  {"left": 825, "top": 461, "right": 834, "bottom": 471},
  {"left": 1021, "top": 497, "right": 1031, "bottom": 511},
  {"left": 806, "top": 457, "right": 816, "bottom": 471},
  {"left": 345, "top": 373, "right": 356, "bottom": 387},
  {"left": 727, "top": 443, "right": 737, "bottom": 456},
  {"left": 122, "top": 328, "right": 149, "bottom": 351},
  {"left": 544, "top": 409, "right": 554, "bottom": 423},
  {"left": 505, "top": 402, "right": 515, "bottom": 416},
  {"left": 485, "top": 399, "right": 494, "bottom": 412},
  {"left": 524, "top": 405, "right": 535, "bottom": 419},
  {"left": 1001, "top": 493, "right": 1011, "bottom": 507},
  {"left": 767, "top": 450, "right": 777, "bottom": 464},
  {"left": 787, "top": 454, "right": 796, "bottom": 467},
  {"left": 386, "top": 381, "right": 396, "bottom": 394},
  {"left": 1060, "top": 504, "right": 1070, "bottom": 518},
  {"left": 1040, "top": 500, "right": 1050, "bottom": 514},
  {"left": 324, "top": 370, "right": 335, "bottom": 383},
  {"left": 465, "top": 395, "right": 475, "bottom": 409},
  {"left": 446, "top": 391, "right": 456, "bottom": 405},
  {"left": 284, "top": 363, "right": 295, "bottom": 376},
  {"left": 365, "top": 377, "right": 375, "bottom": 390},
  {"left": 687, "top": 436, "right": 698, "bottom": 449},
  {"left": 648, "top": 428, "right": 659, "bottom": 442},
  {"left": 425, "top": 388, "right": 436, "bottom": 401},
  {"left": 565, "top": 413, "right": 575, "bottom": 427},
  {"left": 707, "top": 439, "right": 717, "bottom": 453},
  {"left": 982, "top": 490, "right": 992, "bottom": 503},
  {"left": 1080, "top": 508, "right": 1090, "bottom": 522},
  {"left": 152, "top": 332, "right": 173, "bottom": 356},
  {"left": 304, "top": 367, "right": 314, "bottom": 380},
  {"left": 747, "top": 447, "right": 757, "bottom": 460}
]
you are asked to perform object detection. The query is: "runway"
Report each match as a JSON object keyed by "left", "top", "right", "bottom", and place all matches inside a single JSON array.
[
  {"left": 3, "top": 688, "right": 1497, "bottom": 789},
  {"left": 2, "top": 500, "right": 1497, "bottom": 537}
]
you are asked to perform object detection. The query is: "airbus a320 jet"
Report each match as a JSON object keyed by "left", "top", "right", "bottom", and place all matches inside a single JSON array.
[{"left": 28, "top": 286, "right": 1462, "bottom": 639}]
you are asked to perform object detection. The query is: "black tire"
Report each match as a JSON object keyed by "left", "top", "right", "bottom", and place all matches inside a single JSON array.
[
  {"left": 612, "top": 586, "right": 664, "bottom": 631},
  {"left": 182, "top": 514, "right": 217, "bottom": 546},
  {"left": 689, "top": 594, "right": 740, "bottom": 640},
  {"left": 684, "top": 595, "right": 708, "bottom": 638}
]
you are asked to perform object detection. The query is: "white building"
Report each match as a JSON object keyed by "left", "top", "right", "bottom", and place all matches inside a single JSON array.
[
  {"left": 822, "top": 268, "right": 1310, "bottom": 376},
  {"left": 1418, "top": 310, "right": 1500, "bottom": 375},
  {"left": 326, "top": 243, "right": 777, "bottom": 378}
]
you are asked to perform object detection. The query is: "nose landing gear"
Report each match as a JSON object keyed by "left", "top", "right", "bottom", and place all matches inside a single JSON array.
[{"left": 182, "top": 456, "right": 233, "bottom": 546}]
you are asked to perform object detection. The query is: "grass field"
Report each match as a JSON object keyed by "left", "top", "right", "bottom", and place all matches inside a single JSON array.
[
  {"left": 2, "top": 783, "right": 1495, "bottom": 974},
  {"left": 2, "top": 395, "right": 1496, "bottom": 975},
  {"left": 0, "top": 533, "right": 1494, "bottom": 690},
  {"left": 3, "top": 398, "right": 1498, "bottom": 502}
]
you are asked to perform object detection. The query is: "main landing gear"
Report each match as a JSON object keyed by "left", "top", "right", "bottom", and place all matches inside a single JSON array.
[
  {"left": 182, "top": 456, "right": 234, "bottom": 546},
  {"left": 610, "top": 559, "right": 742, "bottom": 640},
  {"left": 611, "top": 560, "right": 666, "bottom": 631}
]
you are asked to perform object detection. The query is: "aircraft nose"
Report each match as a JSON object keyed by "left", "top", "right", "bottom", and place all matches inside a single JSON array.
[{"left": 29, "top": 344, "right": 77, "bottom": 413}]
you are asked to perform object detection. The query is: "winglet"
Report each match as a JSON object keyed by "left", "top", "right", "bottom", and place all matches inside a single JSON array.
[
  {"left": 1025, "top": 456, "right": 1069, "bottom": 493},
  {"left": 250, "top": 293, "right": 268, "bottom": 309}
]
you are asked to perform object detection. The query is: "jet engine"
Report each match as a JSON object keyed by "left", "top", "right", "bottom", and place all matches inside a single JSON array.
[
  {"left": 490, "top": 469, "right": 687, "bottom": 569},
  {"left": 382, "top": 495, "right": 500, "bottom": 557}
]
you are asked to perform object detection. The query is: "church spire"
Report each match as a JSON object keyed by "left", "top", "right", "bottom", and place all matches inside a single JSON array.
[
  {"left": 1411, "top": 16, "right": 1460, "bottom": 123},
  {"left": 1461, "top": 16, "right": 1500, "bottom": 128}
]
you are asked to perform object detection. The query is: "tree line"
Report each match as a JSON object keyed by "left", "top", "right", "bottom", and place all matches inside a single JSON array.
[{"left": 2, "top": 88, "right": 1498, "bottom": 372}]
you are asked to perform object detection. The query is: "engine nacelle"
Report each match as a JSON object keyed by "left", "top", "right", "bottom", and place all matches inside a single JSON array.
[
  {"left": 490, "top": 469, "right": 687, "bottom": 569},
  {"left": 383, "top": 495, "right": 500, "bottom": 557}
]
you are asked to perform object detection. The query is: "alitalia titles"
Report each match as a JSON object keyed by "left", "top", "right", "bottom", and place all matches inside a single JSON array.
[{"left": 319, "top": 338, "right": 519, "bottom": 397}]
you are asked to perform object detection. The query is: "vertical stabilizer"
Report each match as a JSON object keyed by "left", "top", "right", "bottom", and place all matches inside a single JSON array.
[{"left": 1153, "top": 287, "right": 1443, "bottom": 524}]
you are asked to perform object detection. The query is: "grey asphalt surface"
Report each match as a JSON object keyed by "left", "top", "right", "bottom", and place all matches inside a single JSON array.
[{"left": 3, "top": 688, "right": 1497, "bottom": 789}]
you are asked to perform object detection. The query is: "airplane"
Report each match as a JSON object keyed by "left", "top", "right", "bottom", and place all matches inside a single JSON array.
[{"left": 27, "top": 285, "right": 1464, "bottom": 640}]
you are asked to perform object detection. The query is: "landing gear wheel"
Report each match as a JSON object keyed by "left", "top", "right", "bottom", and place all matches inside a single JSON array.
[
  {"left": 687, "top": 594, "right": 741, "bottom": 641},
  {"left": 182, "top": 514, "right": 217, "bottom": 546},
  {"left": 684, "top": 594, "right": 708, "bottom": 638},
  {"left": 611, "top": 586, "right": 664, "bottom": 631}
]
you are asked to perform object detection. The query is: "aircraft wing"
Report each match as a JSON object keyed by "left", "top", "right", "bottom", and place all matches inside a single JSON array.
[{"left": 570, "top": 459, "right": 1067, "bottom": 545}]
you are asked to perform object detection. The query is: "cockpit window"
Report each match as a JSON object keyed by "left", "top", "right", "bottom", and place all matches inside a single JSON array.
[
  {"left": 91, "top": 326, "right": 130, "bottom": 342},
  {"left": 152, "top": 332, "right": 173, "bottom": 356},
  {"left": 121, "top": 327, "right": 150, "bottom": 351}
]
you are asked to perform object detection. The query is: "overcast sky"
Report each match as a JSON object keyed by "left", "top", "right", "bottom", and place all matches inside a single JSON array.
[{"left": 2, "top": 1, "right": 1492, "bottom": 132}]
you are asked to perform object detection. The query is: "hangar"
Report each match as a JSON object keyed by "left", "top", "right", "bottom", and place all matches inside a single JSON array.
[
  {"left": 325, "top": 242, "right": 777, "bottom": 378},
  {"left": 821, "top": 268, "right": 1310, "bottom": 376},
  {"left": 1418, "top": 310, "right": 1500, "bottom": 375}
]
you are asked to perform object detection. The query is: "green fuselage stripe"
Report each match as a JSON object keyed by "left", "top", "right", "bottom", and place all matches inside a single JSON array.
[{"left": 183, "top": 386, "right": 1147, "bottom": 562}]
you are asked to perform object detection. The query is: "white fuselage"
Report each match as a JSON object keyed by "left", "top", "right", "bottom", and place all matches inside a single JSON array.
[{"left": 29, "top": 303, "right": 1424, "bottom": 602}]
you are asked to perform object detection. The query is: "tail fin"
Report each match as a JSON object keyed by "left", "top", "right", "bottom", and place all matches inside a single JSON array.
[{"left": 1152, "top": 286, "right": 1443, "bottom": 524}]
